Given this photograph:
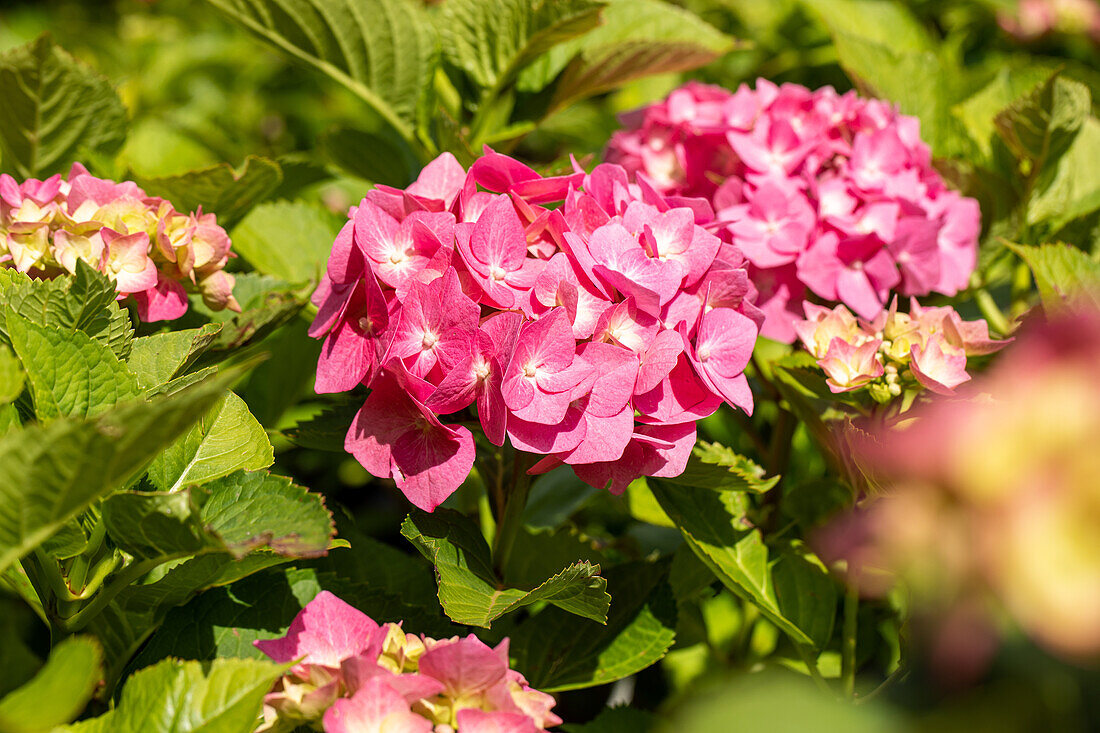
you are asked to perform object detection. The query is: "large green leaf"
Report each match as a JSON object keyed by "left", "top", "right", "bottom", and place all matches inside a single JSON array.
[
  {"left": 1009, "top": 242, "right": 1100, "bottom": 314},
  {"left": 101, "top": 492, "right": 213, "bottom": 561},
  {"left": 511, "top": 561, "right": 677, "bottom": 691},
  {"left": 0, "top": 35, "right": 127, "bottom": 177},
  {"left": 146, "top": 391, "right": 273, "bottom": 492},
  {"left": 0, "top": 346, "right": 25, "bottom": 405},
  {"left": 519, "top": 0, "right": 734, "bottom": 106},
  {"left": 319, "top": 123, "right": 423, "bottom": 187},
  {"left": 994, "top": 74, "right": 1090, "bottom": 169},
  {"left": 401, "top": 509, "right": 610, "bottom": 627},
  {"left": 648, "top": 480, "right": 837, "bottom": 650},
  {"left": 659, "top": 442, "right": 779, "bottom": 494},
  {"left": 6, "top": 311, "right": 140, "bottom": 420},
  {"left": 440, "top": 0, "right": 603, "bottom": 89},
  {"left": 0, "top": 636, "right": 101, "bottom": 733},
  {"left": 0, "top": 371, "right": 236, "bottom": 573},
  {"left": 127, "top": 325, "right": 223, "bottom": 390},
  {"left": 61, "top": 657, "right": 286, "bottom": 733},
  {"left": 134, "top": 156, "right": 282, "bottom": 228},
  {"left": 204, "top": 0, "right": 437, "bottom": 143},
  {"left": 951, "top": 65, "right": 1054, "bottom": 166},
  {"left": 0, "top": 263, "right": 133, "bottom": 361},
  {"left": 229, "top": 201, "right": 340, "bottom": 284},
  {"left": 1026, "top": 116, "right": 1100, "bottom": 229}
]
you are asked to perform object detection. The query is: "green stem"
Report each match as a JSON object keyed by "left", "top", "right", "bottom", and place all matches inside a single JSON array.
[
  {"left": 974, "top": 288, "right": 1011, "bottom": 337},
  {"left": 795, "top": 644, "right": 834, "bottom": 697},
  {"left": 492, "top": 452, "right": 533, "bottom": 577},
  {"left": 55, "top": 557, "right": 162, "bottom": 633},
  {"left": 841, "top": 578, "right": 860, "bottom": 699},
  {"left": 856, "top": 665, "right": 907, "bottom": 705}
]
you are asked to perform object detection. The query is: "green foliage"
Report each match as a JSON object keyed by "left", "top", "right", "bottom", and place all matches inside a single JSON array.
[
  {"left": 511, "top": 561, "right": 677, "bottom": 691},
  {"left": 1009, "top": 242, "right": 1100, "bottom": 314},
  {"left": 0, "top": 637, "right": 101, "bottom": 733},
  {"left": 61, "top": 657, "right": 286, "bottom": 733},
  {"left": 146, "top": 391, "right": 274, "bottom": 492},
  {"left": 401, "top": 508, "right": 610, "bottom": 627},
  {"left": 0, "top": 346, "right": 25, "bottom": 405},
  {"left": 127, "top": 325, "right": 223, "bottom": 390},
  {"left": 648, "top": 480, "right": 837, "bottom": 651},
  {"left": 134, "top": 156, "right": 283, "bottom": 227},
  {"left": 204, "top": 0, "right": 438, "bottom": 146},
  {"left": 229, "top": 201, "right": 340, "bottom": 284},
  {"left": 0, "top": 35, "right": 126, "bottom": 177},
  {"left": 562, "top": 706, "right": 659, "bottom": 733}
]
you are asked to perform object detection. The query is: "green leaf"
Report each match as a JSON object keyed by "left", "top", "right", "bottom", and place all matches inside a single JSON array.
[
  {"left": 6, "top": 310, "right": 140, "bottom": 420},
  {"left": 440, "top": 0, "right": 604, "bottom": 89},
  {"left": 659, "top": 442, "right": 779, "bottom": 493},
  {"left": 283, "top": 399, "right": 360, "bottom": 452},
  {"left": 1027, "top": 116, "right": 1100, "bottom": 229},
  {"left": 954, "top": 66, "right": 1065, "bottom": 165},
  {"left": 146, "top": 391, "right": 274, "bottom": 492},
  {"left": 0, "top": 636, "right": 102, "bottom": 733},
  {"left": 61, "top": 657, "right": 286, "bottom": 733},
  {"left": 994, "top": 74, "right": 1090, "bottom": 168},
  {"left": 229, "top": 201, "right": 340, "bottom": 284},
  {"left": 200, "top": 470, "right": 335, "bottom": 559},
  {"left": 134, "top": 156, "right": 283, "bottom": 227},
  {"left": 0, "top": 263, "right": 133, "bottom": 361},
  {"left": 511, "top": 561, "right": 677, "bottom": 691},
  {"left": 1009, "top": 242, "right": 1100, "bottom": 314},
  {"left": 798, "top": 0, "right": 933, "bottom": 53},
  {"left": 0, "top": 369, "right": 237, "bottom": 573},
  {"left": 401, "top": 509, "right": 610, "bottom": 627},
  {"left": 319, "top": 123, "right": 423, "bottom": 187},
  {"left": 127, "top": 324, "right": 223, "bottom": 390},
  {"left": 102, "top": 491, "right": 213, "bottom": 561},
  {"left": 522, "top": 465, "right": 599, "bottom": 530},
  {"left": 0, "top": 346, "right": 24, "bottom": 404},
  {"left": 204, "top": 0, "right": 437, "bottom": 143},
  {"left": 0, "top": 35, "right": 127, "bottom": 177},
  {"left": 197, "top": 274, "right": 306, "bottom": 354},
  {"left": 648, "top": 480, "right": 837, "bottom": 650},
  {"left": 522, "top": 0, "right": 734, "bottom": 106}
]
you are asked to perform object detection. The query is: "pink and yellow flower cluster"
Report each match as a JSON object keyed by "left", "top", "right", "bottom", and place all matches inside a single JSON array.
[
  {"left": 605, "top": 80, "right": 981, "bottom": 342},
  {"left": 0, "top": 164, "right": 239, "bottom": 320},
  {"left": 255, "top": 591, "right": 559, "bottom": 733},
  {"left": 794, "top": 299, "right": 1008, "bottom": 398},
  {"left": 310, "top": 149, "right": 762, "bottom": 510}
]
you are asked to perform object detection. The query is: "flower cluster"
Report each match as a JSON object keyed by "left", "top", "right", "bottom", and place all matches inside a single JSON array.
[
  {"left": 824, "top": 311, "right": 1100, "bottom": 659},
  {"left": 255, "top": 591, "right": 559, "bottom": 732},
  {"left": 604, "top": 80, "right": 981, "bottom": 342},
  {"left": 310, "top": 149, "right": 762, "bottom": 509},
  {"left": 0, "top": 163, "right": 239, "bottom": 320},
  {"left": 794, "top": 298, "right": 1008, "bottom": 398}
]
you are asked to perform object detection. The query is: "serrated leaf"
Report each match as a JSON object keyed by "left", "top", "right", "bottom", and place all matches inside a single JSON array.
[
  {"left": 0, "top": 35, "right": 127, "bottom": 177},
  {"left": 648, "top": 480, "right": 837, "bottom": 650},
  {"left": 1009, "top": 242, "right": 1100, "bottom": 314},
  {"left": 994, "top": 73, "right": 1090, "bottom": 167},
  {"left": 522, "top": 0, "right": 733, "bottom": 107},
  {"left": 102, "top": 491, "right": 213, "bottom": 561},
  {"left": 401, "top": 509, "right": 610, "bottom": 627},
  {"left": 134, "top": 156, "right": 282, "bottom": 228},
  {"left": 1026, "top": 116, "right": 1100, "bottom": 229},
  {"left": 201, "top": 470, "right": 335, "bottom": 559},
  {"left": 0, "top": 369, "right": 237, "bottom": 574},
  {"left": 146, "top": 391, "right": 273, "bottom": 492},
  {"left": 283, "top": 399, "right": 360, "bottom": 452},
  {"left": 440, "top": 0, "right": 604, "bottom": 89},
  {"left": 0, "top": 264, "right": 133, "bottom": 360},
  {"left": 0, "top": 636, "right": 102, "bottom": 733},
  {"left": 127, "top": 324, "right": 222, "bottom": 390},
  {"left": 6, "top": 310, "right": 140, "bottom": 420},
  {"left": 512, "top": 561, "right": 676, "bottom": 691},
  {"left": 659, "top": 442, "right": 779, "bottom": 493},
  {"left": 0, "top": 345, "right": 24, "bottom": 404},
  {"left": 229, "top": 201, "right": 340, "bottom": 284},
  {"left": 204, "top": 0, "right": 437, "bottom": 141},
  {"left": 60, "top": 657, "right": 285, "bottom": 733}
]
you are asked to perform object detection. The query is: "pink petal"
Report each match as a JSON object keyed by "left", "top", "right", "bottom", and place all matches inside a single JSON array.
[{"left": 254, "top": 591, "right": 379, "bottom": 669}]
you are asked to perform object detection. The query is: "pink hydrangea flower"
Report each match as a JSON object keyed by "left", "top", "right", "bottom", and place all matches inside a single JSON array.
[
  {"left": 605, "top": 80, "right": 982, "bottom": 341},
  {"left": 0, "top": 163, "right": 238, "bottom": 320},
  {"left": 255, "top": 591, "right": 560, "bottom": 732},
  {"left": 311, "top": 149, "right": 762, "bottom": 509}
]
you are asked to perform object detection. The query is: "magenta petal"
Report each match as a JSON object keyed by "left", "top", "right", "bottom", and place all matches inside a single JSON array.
[
  {"left": 418, "top": 634, "right": 509, "bottom": 699},
  {"left": 455, "top": 709, "right": 540, "bottom": 733},
  {"left": 323, "top": 678, "right": 430, "bottom": 733},
  {"left": 132, "top": 274, "right": 188, "bottom": 322},
  {"left": 636, "top": 328, "right": 683, "bottom": 394},
  {"left": 254, "top": 591, "right": 379, "bottom": 669},
  {"left": 506, "top": 406, "right": 587, "bottom": 454}
]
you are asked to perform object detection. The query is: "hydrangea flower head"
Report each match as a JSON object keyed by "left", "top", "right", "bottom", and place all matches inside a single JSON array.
[
  {"left": 311, "top": 148, "right": 763, "bottom": 510},
  {"left": 255, "top": 592, "right": 560, "bottom": 732},
  {"left": 605, "top": 80, "right": 982, "bottom": 341},
  {"left": 0, "top": 163, "right": 239, "bottom": 320}
]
